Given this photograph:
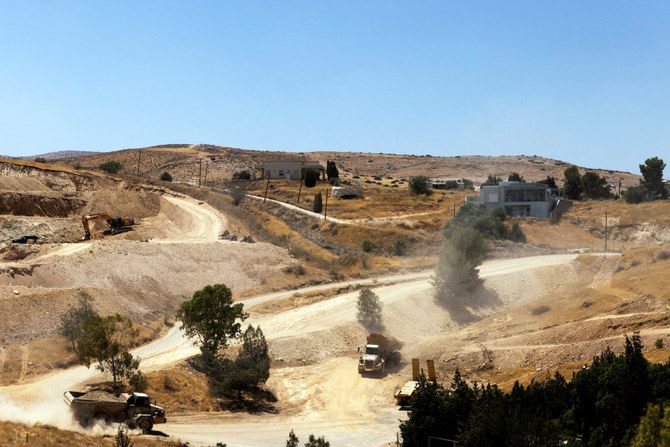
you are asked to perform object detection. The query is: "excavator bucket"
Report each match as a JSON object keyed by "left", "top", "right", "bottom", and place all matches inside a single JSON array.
[
  {"left": 427, "top": 359, "right": 436, "bottom": 383},
  {"left": 412, "top": 358, "right": 420, "bottom": 381}
]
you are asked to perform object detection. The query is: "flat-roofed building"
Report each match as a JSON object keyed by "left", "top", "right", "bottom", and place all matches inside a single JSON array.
[
  {"left": 256, "top": 160, "right": 325, "bottom": 180},
  {"left": 465, "top": 181, "right": 565, "bottom": 218}
]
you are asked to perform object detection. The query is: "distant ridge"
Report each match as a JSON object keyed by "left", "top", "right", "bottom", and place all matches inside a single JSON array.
[{"left": 22, "top": 150, "right": 103, "bottom": 160}]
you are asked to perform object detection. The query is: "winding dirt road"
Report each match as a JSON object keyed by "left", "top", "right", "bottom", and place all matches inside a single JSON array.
[{"left": 1, "top": 252, "right": 600, "bottom": 446}]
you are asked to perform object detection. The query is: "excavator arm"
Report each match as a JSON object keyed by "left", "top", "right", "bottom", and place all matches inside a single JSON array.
[{"left": 81, "top": 213, "right": 134, "bottom": 240}]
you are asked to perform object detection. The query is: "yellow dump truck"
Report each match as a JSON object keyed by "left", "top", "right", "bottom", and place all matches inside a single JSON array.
[
  {"left": 64, "top": 390, "right": 166, "bottom": 433},
  {"left": 357, "top": 333, "right": 402, "bottom": 375}
]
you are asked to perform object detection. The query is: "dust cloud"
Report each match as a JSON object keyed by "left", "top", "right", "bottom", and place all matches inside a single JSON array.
[{"left": 0, "top": 395, "right": 116, "bottom": 435}]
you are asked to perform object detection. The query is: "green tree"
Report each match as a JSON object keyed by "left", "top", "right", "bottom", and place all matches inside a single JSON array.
[
  {"left": 361, "top": 239, "right": 373, "bottom": 253},
  {"left": 563, "top": 166, "right": 584, "bottom": 200},
  {"left": 59, "top": 291, "right": 97, "bottom": 352},
  {"left": 356, "top": 288, "right": 384, "bottom": 332},
  {"left": 639, "top": 156, "right": 667, "bottom": 199},
  {"left": 481, "top": 174, "right": 502, "bottom": 187},
  {"left": 538, "top": 176, "right": 558, "bottom": 189},
  {"left": 582, "top": 171, "right": 611, "bottom": 199},
  {"left": 99, "top": 161, "right": 123, "bottom": 174},
  {"left": 313, "top": 193, "right": 323, "bottom": 213},
  {"left": 160, "top": 172, "right": 173, "bottom": 182},
  {"left": 446, "top": 203, "right": 507, "bottom": 240},
  {"left": 433, "top": 226, "right": 489, "bottom": 309},
  {"left": 176, "top": 284, "right": 248, "bottom": 356},
  {"left": 326, "top": 160, "right": 339, "bottom": 182},
  {"left": 304, "top": 169, "right": 319, "bottom": 187},
  {"left": 304, "top": 434, "right": 330, "bottom": 447},
  {"left": 237, "top": 325, "right": 270, "bottom": 387},
  {"left": 508, "top": 172, "right": 525, "bottom": 182},
  {"left": 286, "top": 430, "right": 299, "bottom": 447},
  {"left": 408, "top": 176, "right": 432, "bottom": 196},
  {"left": 77, "top": 314, "right": 140, "bottom": 388}
]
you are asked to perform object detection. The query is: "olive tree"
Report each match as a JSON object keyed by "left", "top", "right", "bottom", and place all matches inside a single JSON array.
[
  {"left": 176, "top": 284, "right": 248, "bottom": 357},
  {"left": 77, "top": 313, "right": 140, "bottom": 388}
]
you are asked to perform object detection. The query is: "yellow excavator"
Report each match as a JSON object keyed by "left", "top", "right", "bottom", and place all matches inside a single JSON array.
[{"left": 81, "top": 213, "right": 135, "bottom": 240}]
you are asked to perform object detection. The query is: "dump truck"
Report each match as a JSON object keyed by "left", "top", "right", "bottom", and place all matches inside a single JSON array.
[
  {"left": 357, "top": 333, "right": 402, "bottom": 374},
  {"left": 394, "top": 358, "right": 437, "bottom": 406},
  {"left": 63, "top": 390, "right": 166, "bottom": 433}
]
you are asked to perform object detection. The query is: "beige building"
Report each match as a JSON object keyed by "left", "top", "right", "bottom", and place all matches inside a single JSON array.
[{"left": 255, "top": 160, "right": 325, "bottom": 180}]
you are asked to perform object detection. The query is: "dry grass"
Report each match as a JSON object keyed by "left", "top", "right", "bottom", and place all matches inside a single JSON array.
[{"left": 0, "top": 421, "right": 186, "bottom": 446}]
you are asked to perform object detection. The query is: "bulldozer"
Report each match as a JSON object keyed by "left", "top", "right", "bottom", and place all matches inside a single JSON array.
[{"left": 81, "top": 213, "right": 134, "bottom": 240}]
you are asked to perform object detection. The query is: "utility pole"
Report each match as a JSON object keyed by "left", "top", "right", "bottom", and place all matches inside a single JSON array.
[
  {"left": 198, "top": 158, "right": 202, "bottom": 187},
  {"left": 605, "top": 211, "right": 607, "bottom": 253},
  {"left": 136, "top": 150, "right": 141, "bottom": 177},
  {"left": 453, "top": 203, "right": 456, "bottom": 220},
  {"left": 203, "top": 160, "right": 209, "bottom": 185},
  {"left": 297, "top": 177, "right": 303, "bottom": 203}
]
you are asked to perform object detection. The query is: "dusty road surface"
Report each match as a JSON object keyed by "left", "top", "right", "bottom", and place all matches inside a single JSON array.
[{"left": 1, "top": 253, "right": 605, "bottom": 446}]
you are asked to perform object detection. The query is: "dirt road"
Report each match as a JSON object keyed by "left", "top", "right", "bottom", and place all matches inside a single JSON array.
[{"left": 1, "top": 253, "right": 599, "bottom": 446}]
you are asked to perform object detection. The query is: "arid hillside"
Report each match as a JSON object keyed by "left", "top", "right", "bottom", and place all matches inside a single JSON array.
[
  {"left": 30, "top": 144, "right": 641, "bottom": 187},
  {"left": 0, "top": 154, "right": 668, "bottom": 446}
]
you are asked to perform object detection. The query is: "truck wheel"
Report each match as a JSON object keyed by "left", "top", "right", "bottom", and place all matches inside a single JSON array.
[
  {"left": 93, "top": 413, "right": 110, "bottom": 425},
  {"left": 137, "top": 417, "right": 153, "bottom": 434}
]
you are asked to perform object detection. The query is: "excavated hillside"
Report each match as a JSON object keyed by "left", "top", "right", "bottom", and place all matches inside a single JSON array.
[{"left": 0, "top": 159, "right": 295, "bottom": 383}]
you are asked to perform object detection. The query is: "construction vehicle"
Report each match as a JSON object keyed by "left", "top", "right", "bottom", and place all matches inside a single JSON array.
[
  {"left": 63, "top": 390, "right": 166, "bottom": 433},
  {"left": 357, "top": 333, "right": 402, "bottom": 375},
  {"left": 394, "top": 358, "right": 436, "bottom": 406},
  {"left": 81, "top": 213, "right": 134, "bottom": 240}
]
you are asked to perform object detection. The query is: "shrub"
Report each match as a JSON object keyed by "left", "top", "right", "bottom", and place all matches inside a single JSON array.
[
  {"left": 232, "top": 170, "right": 251, "bottom": 180},
  {"left": 361, "top": 240, "right": 373, "bottom": 253},
  {"left": 655, "top": 338, "right": 664, "bottom": 349},
  {"left": 231, "top": 187, "right": 245, "bottom": 206},
  {"left": 395, "top": 239, "right": 407, "bottom": 256},
  {"left": 373, "top": 176, "right": 382, "bottom": 181},
  {"left": 509, "top": 222, "right": 526, "bottom": 243},
  {"left": 624, "top": 185, "right": 649, "bottom": 204},
  {"left": 99, "top": 160, "right": 123, "bottom": 174},
  {"left": 129, "top": 370, "right": 148, "bottom": 392},
  {"left": 304, "top": 170, "right": 319, "bottom": 187},
  {"left": 34, "top": 157, "right": 47, "bottom": 164},
  {"left": 283, "top": 263, "right": 306, "bottom": 276},
  {"left": 73, "top": 163, "right": 82, "bottom": 170},
  {"left": 313, "top": 193, "right": 323, "bottom": 213},
  {"left": 408, "top": 176, "right": 432, "bottom": 196},
  {"left": 445, "top": 180, "right": 458, "bottom": 190},
  {"left": 531, "top": 305, "right": 550, "bottom": 316},
  {"left": 160, "top": 171, "right": 173, "bottom": 182}
]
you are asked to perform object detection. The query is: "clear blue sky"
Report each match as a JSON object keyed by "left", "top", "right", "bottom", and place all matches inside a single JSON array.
[{"left": 1, "top": 1, "right": 668, "bottom": 174}]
